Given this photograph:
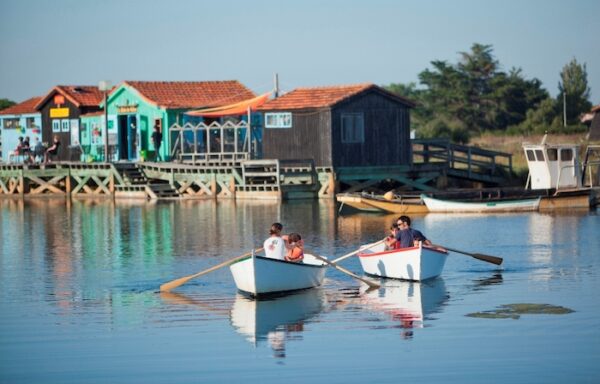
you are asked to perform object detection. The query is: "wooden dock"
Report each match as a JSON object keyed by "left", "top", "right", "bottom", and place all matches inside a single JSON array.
[{"left": 0, "top": 139, "right": 518, "bottom": 201}]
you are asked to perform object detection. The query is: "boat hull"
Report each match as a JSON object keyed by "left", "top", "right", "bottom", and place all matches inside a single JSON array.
[
  {"left": 422, "top": 195, "right": 541, "bottom": 213},
  {"left": 358, "top": 243, "right": 448, "bottom": 281},
  {"left": 361, "top": 196, "right": 429, "bottom": 214},
  {"left": 230, "top": 254, "right": 327, "bottom": 296},
  {"left": 336, "top": 193, "right": 383, "bottom": 213}
]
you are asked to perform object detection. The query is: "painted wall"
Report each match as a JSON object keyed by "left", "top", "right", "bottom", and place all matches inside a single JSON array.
[
  {"left": 102, "top": 85, "right": 169, "bottom": 161},
  {"left": 0, "top": 113, "right": 42, "bottom": 162}
]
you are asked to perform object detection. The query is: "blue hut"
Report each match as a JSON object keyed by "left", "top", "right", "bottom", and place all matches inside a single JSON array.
[{"left": 0, "top": 97, "right": 43, "bottom": 162}]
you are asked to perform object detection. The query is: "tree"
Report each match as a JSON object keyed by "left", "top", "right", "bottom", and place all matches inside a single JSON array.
[
  {"left": 557, "top": 58, "right": 592, "bottom": 125},
  {"left": 0, "top": 98, "right": 16, "bottom": 111}
]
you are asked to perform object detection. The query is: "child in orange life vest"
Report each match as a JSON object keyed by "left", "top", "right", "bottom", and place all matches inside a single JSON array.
[
  {"left": 285, "top": 233, "right": 304, "bottom": 262},
  {"left": 384, "top": 223, "right": 400, "bottom": 250}
]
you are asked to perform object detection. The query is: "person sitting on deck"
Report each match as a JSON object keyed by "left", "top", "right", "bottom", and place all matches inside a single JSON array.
[
  {"left": 33, "top": 138, "right": 45, "bottom": 163},
  {"left": 10, "top": 136, "right": 25, "bottom": 162},
  {"left": 44, "top": 135, "right": 61, "bottom": 164},
  {"left": 22, "top": 136, "right": 33, "bottom": 163},
  {"left": 285, "top": 233, "right": 304, "bottom": 262},
  {"left": 396, "top": 215, "right": 432, "bottom": 247},
  {"left": 263, "top": 222, "right": 286, "bottom": 261}
]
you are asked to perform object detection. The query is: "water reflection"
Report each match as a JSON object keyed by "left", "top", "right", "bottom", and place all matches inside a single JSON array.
[
  {"left": 160, "top": 288, "right": 327, "bottom": 359},
  {"left": 359, "top": 278, "right": 448, "bottom": 338},
  {"left": 230, "top": 289, "right": 327, "bottom": 358}
]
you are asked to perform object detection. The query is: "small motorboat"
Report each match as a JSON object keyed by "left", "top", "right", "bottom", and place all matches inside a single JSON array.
[
  {"left": 358, "top": 242, "right": 448, "bottom": 281},
  {"left": 421, "top": 194, "right": 541, "bottom": 213},
  {"left": 229, "top": 253, "right": 327, "bottom": 296}
]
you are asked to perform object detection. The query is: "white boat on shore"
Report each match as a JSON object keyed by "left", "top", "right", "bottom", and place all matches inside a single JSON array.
[
  {"left": 421, "top": 194, "right": 541, "bottom": 213},
  {"left": 358, "top": 242, "right": 448, "bottom": 281},
  {"left": 229, "top": 253, "right": 327, "bottom": 296}
]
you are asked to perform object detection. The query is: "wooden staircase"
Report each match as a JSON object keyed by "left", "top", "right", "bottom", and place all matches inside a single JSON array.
[{"left": 114, "top": 163, "right": 180, "bottom": 200}]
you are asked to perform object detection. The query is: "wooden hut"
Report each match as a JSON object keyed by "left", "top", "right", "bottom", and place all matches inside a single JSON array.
[
  {"left": 257, "top": 83, "right": 415, "bottom": 168},
  {"left": 0, "top": 97, "right": 42, "bottom": 162},
  {"left": 35, "top": 86, "right": 104, "bottom": 161},
  {"left": 82, "top": 81, "right": 255, "bottom": 162}
]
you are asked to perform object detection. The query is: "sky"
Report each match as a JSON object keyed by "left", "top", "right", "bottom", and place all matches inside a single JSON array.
[{"left": 1, "top": 0, "right": 599, "bottom": 104}]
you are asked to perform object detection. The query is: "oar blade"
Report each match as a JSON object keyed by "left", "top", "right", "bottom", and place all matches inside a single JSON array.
[
  {"left": 472, "top": 253, "right": 503, "bottom": 265},
  {"left": 160, "top": 275, "right": 193, "bottom": 292}
]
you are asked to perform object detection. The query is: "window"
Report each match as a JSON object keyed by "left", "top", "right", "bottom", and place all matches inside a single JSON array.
[
  {"left": 535, "top": 149, "right": 545, "bottom": 162},
  {"left": 61, "top": 119, "right": 70, "bottom": 132},
  {"left": 2, "top": 118, "right": 19, "bottom": 129},
  {"left": 560, "top": 148, "right": 573, "bottom": 161},
  {"left": 26, "top": 117, "right": 36, "bottom": 129},
  {"left": 547, "top": 148, "right": 557, "bottom": 161},
  {"left": 526, "top": 150, "right": 536, "bottom": 161},
  {"left": 341, "top": 113, "right": 364, "bottom": 143},
  {"left": 52, "top": 120, "right": 60, "bottom": 132},
  {"left": 265, "top": 112, "right": 292, "bottom": 128}
]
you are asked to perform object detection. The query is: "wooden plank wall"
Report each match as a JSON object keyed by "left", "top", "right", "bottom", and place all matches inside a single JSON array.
[
  {"left": 331, "top": 91, "right": 411, "bottom": 167},
  {"left": 261, "top": 109, "right": 333, "bottom": 167}
]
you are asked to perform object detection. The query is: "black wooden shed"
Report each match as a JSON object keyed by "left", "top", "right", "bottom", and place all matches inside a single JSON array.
[{"left": 257, "top": 83, "right": 415, "bottom": 168}]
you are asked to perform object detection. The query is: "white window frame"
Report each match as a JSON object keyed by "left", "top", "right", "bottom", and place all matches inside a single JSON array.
[
  {"left": 341, "top": 113, "right": 365, "bottom": 144},
  {"left": 52, "top": 119, "right": 61, "bottom": 132},
  {"left": 265, "top": 112, "right": 292, "bottom": 128}
]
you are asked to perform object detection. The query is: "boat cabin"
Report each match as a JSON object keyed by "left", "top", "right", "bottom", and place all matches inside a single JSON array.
[{"left": 523, "top": 140, "right": 582, "bottom": 190}]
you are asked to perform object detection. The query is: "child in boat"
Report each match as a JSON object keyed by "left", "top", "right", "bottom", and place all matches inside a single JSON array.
[
  {"left": 384, "top": 223, "right": 400, "bottom": 250},
  {"left": 285, "top": 233, "right": 304, "bottom": 262},
  {"left": 264, "top": 222, "right": 286, "bottom": 260}
]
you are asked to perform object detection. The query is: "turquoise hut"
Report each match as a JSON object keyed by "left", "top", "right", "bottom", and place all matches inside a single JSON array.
[{"left": 81, "top": 80, "right": 255, "bottom": 162}]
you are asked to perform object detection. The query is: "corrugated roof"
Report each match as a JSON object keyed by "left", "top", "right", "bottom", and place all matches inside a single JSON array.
[
  {"left": 122, "top": 80, "right": 256, "bottom": 109},
  {"left": 0, "top": 97, "right": 43, "bottom": 115},
  {"left": 257, "top": 83, "right": 415, "bottom": 111}
]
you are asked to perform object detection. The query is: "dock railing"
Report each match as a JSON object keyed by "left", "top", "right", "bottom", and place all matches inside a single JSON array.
[{"left": 412, "top": 139, "right": 513, "bottom": 179}]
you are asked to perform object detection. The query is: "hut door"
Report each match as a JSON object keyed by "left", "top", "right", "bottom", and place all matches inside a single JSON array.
[{"left": 117, "top": 115, "right": 138, "bottom": 160}]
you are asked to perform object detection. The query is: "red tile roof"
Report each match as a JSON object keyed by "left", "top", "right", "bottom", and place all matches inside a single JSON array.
[
  {"left": 257, "top": 83, "right": 415, "bottom": 111},
  {"left": 0, "top": 97, "right": 43, "bottom": 115},
  {"left": 592, "top": 105, "right": 600, "bottom": 113},
  {"left": 36, "top": 85, "right": 105, "bottom": 109},
  {"left": 121, "top": 80, "right": 256, "bottom": 109}
]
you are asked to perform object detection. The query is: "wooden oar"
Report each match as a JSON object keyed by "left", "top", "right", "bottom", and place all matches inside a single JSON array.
[
  {"left": 331, "top": 239, "right": 386, "bottom": 264},
  {"left": 159, "top": 248, "right": 263, "bottom": 292},
  {"left": 310, "top": 253, "right": 380, "bottom": 289},
  {"left": 433, "top": 245, "right": 503, "bottom": 265}
]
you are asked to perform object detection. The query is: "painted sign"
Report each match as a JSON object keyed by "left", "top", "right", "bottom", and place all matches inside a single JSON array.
[
  {"left": 54, "top": 95, "right": 65, "bottom": 106},
  {"left": 50, "top": 108, "right": 69, "bottom": 118},
  {"left": 117, "top": 105, "right": 138, "bottom": 114}
]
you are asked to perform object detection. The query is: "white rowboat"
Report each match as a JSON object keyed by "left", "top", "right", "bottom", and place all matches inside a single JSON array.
[
  {"left": 421, "top": 194, "right": 541, "bottom": 213},
  {"left": 229, "top": 253, "right": 327, "bottom": 296},
  {"left": 358, "top": 242, "right": 448, "bottom": 281}
]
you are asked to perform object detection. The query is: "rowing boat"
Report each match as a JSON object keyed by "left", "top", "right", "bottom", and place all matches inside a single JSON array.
[
  {"left": 421, "top": 194, "right": 541, "bottom": 213},
  {"left": 358, "top": 242, "right": 448, "bottom": 281},
  {"left": 229, "top": 253, "right": 327, "bottom": 296}
]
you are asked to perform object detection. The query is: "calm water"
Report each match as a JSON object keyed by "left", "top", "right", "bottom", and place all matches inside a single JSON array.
[{"left": 0, "top": 199, "right": 599, "bottom": 383}]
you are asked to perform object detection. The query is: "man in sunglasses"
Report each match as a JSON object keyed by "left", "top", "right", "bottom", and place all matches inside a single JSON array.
[{"left": 396, "top": 215, "right": 432, "bottom": 248}]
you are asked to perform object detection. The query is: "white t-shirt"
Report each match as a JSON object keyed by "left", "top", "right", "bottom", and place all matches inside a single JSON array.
[{"left": 263, "top": 236, "right": 286, "bottom": 260}]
